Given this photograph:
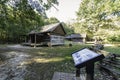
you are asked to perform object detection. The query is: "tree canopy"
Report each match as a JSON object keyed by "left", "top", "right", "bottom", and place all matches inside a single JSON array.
[
  {"left": 0, "top": 0, "right": 59, "bottom": 43},
  {"left": 75, "top": 0, "right": 120, "bottom": 42}
]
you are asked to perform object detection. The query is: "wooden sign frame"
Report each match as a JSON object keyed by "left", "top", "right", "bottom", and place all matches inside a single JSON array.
[{"left": 72, "top": 48, "right": 104, "bottom": 68}]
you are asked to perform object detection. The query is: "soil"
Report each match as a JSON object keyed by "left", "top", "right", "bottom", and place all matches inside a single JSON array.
[{"left": 0, "top": 45, "right": 31, "bottom": 80}]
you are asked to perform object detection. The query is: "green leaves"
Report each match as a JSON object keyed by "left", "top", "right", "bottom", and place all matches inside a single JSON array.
[
  {"left": 0, "top": 0, "right": 58, "bottom": 43},
  {"left": 76, "top": 0, "right": 120, "bottom": 42}
]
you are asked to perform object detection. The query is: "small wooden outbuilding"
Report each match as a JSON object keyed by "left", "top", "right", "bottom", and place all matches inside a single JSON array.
[
  {"left": 65, "top": 33, "right": 86, "bottom": 43},
  {"left": 23, "top": 23, "right": 66, "bottom": 47}
]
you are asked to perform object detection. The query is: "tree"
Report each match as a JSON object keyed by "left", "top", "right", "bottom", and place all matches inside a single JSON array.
[
  {"left": 0, "top": 0, "right": 59, "bottom": 43},
  {"left": 62, "top": 22, "right": 74, "bottom": 35},
  {"left": 44, "top": 17, "right": 60, "bottom": 24},
  {"left": 76, "top": 0, "right": 120, "bottom": 42}
]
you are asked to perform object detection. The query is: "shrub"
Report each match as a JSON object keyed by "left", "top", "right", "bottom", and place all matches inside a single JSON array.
[{"left": 107, "top": 35, "right": 120, "bottom": 42}]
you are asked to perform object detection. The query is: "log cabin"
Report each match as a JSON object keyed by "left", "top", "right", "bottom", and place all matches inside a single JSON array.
[{"left": 22, "top": 23, "right": 66, "bottom": 47}]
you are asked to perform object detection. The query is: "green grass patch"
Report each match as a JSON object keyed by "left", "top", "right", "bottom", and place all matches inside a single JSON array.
[
  {"left": 104, "top": 46, "right": 120, "bottom": 54},
  {"left": 25, "top": 44, "right": 91, "bottom": 80},
  {"left": 25, "top": 44, "right": 120, "bottom": 80}
]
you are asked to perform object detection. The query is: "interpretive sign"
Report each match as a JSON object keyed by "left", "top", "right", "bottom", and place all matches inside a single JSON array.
[{"left": 72, "top": 48, "right": 104, "bottom": 68}]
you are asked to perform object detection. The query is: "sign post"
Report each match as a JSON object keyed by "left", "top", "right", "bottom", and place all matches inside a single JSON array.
[
  {"left": 76, "top": 68, "right": 80, "bottom": 77},
  {"left": 86, "top": 62, "right": 94, "bottom": 80},
  {"left": 72, "top": 48, "right": 104, "bottom": 80}
]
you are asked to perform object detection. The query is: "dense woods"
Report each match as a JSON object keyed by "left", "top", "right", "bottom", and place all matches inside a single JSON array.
[
  {"left": 0, "top": 0, "right": 59, "bottom": 43},
  {"left": 73, "top": 0, "right": 120, "bottom": 42}
]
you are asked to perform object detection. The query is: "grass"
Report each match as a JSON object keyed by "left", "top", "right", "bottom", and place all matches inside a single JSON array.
[
  {"left": 104, "top": 46, "right": 120, "bottom": 54},
  {"left": 25, "top": 44, "right": 120, "bottom": 80},
  {"left": 25, "top": 44, "right": 91, "bottom": 80}
]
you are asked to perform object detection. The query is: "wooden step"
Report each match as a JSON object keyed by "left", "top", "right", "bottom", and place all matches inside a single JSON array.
[{"left": 52, "top": 72, "right": 86, "bottom": 80}]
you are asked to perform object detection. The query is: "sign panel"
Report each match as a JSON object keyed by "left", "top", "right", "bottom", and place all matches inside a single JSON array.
[{"left": 72, "top": 48, "right": 104, "bottom": 68}]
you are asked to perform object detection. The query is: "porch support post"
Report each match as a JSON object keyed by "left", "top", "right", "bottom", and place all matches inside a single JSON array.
[
  {"left": 25, "top": 36, "right": 27, "bottom": 43},
  {"left": 34, "top": 33, "right": 36, "bottom": 48},
  {"left": 29, "top": 35, "right": 31, "bottom": 43}
]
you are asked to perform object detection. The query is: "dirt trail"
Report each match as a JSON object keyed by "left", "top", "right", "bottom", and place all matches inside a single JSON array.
[{"left": 0, "top": 45, "right": 30, "bottom": 80}]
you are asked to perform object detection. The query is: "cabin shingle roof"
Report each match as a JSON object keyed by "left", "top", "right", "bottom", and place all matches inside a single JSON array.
[
  {"left": 40, "top": 23, "right": 60, "bottom": 32},
  {"left": 65, "top": 33, "right": 86, "bottom": 39},
  {"left": 29, "top": 23, "right": 66, "bottom": 35}
]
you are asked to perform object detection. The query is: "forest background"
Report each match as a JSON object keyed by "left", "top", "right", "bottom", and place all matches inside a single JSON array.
[{"left": 0, "top": 0, "right": 120, "bottom": 44}]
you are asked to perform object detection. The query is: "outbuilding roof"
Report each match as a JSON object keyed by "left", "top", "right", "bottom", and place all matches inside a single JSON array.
[{"left": 65, "top": 33, "right": 86, "bottom": 39}]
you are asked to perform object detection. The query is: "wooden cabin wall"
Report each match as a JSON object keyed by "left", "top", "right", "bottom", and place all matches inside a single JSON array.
[
  {"left": 36, "top": 34, "right": 50, "bottom": 43},
  {"left": 28, "top": 33, "right": 50, "bottom": 43},
  {"left": 50, "top": 35, "right": 64, "bottom": 45},
  {"left": 53, "top": 25, "right": 65, "bottom": 36}
]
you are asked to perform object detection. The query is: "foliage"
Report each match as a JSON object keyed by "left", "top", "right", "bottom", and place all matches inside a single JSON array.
[
  {"left": 41, "top": 0, "right": 59, "bottom": 10},
  {"left": 0, "top": 0, "right": 58, "bottom": 43},
  {"left": 75, "top": 0, "right": 120, "bottom": 42},
  {"left": 107, "top": 34, "right": 120, "bottom": 42},
  {"left": 44, "top": 17, "right": 60, "bottom": 24},
  {"left": 62, "top": 22, "right": 74, "bottom": 35}
]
